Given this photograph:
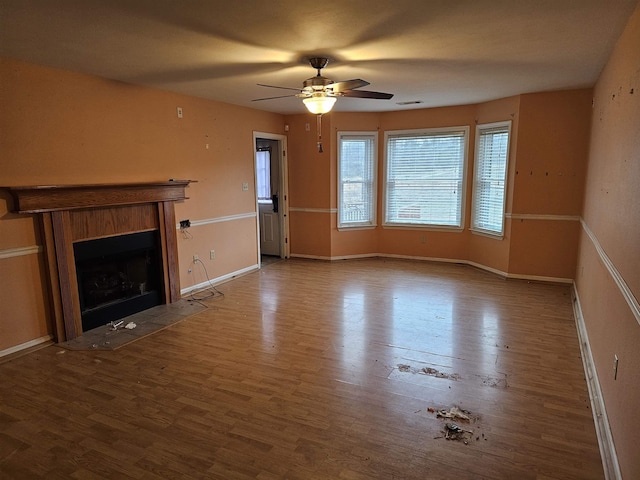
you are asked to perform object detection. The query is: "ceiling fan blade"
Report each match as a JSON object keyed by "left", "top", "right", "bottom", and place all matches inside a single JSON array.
[
  {"left": 252, "top": 94, "right": 297, "bottom": 102},
  {"left": 328, "top": 79, "right": 370, "bottom": 93},
  {"left": 341, "top": 90, "right": 394, "bottom": 99},
  {"left": 257, "top": 83, "right": 301, "bottom": 92}
]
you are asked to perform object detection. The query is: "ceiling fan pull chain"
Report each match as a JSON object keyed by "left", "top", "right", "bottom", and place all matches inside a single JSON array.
[{"left": 317, "top": 114, "right": 324, "bottom": 153}]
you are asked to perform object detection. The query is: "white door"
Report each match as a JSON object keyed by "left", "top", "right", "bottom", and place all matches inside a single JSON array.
[
  {"left": 256, "top": 143, "right": 281, "bottom": 256},
  {"left": 259, "top": 202, "right": 280, "bottom": 256}
]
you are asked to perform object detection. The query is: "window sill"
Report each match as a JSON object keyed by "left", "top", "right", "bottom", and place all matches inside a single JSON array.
[
  {"left": 382, "top": 223, "right": 464, "bottom": 233},
  {"left": 470, "top": 228, "right": 504, "bottom": 239},
  {"left": 337, "top": 225, "right": 377, "bottom": 232}
]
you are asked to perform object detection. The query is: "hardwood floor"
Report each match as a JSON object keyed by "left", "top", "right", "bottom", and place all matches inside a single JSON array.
[{"left": 0, "top": 258, "right": 603, "bottom": 479}]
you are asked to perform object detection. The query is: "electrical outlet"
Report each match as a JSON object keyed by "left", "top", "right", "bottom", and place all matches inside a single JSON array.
[
  {"left": 193, "top": 254, "right": 198, "bottom": 263},
  {"left": 613, "top": 354, "right": 619, "bottom": 380},
  {"left": 179, "top": 219, "right": 191, "bottom": 229},
  {"left": 177, "top": 107, "right": 183, "bottom": 118},
  {"left": 210, "top": 250, "right": 215, "bottom": 260},
  {"left": 242, "top": 182, "right": 249, "bottom": 191}
]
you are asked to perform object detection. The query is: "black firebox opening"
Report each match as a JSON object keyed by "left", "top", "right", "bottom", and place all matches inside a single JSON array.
[{"left": 74, "top": 231, "right": 162, "bottom": 332}]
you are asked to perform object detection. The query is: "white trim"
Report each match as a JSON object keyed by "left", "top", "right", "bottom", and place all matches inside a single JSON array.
[
  {"left": 337, "top": 131, "right": 378, "bottom": 229},
  {"left": 505, "top": 271, "right": 573, "bottom": 284},
  {"left": 289, "top": 253, "right": 572, "bottom": 284},
  {"left": 382, "top": 125, "right": 470, "bottom": 229},
  {"left": 572, "top": 286, "right": 621, "bottom": 480},
  {"left": 290, "top": 253, "right": 334, "bottom": 261},
  {"left": 337, "top": 226, "right": 377, "bottom": 232},
  {"left": 289, "top": 207, "right": 337, "bottom": 214},
  {"left": 581, "top": 219, "right": 640, "bottom": 326},
  {"left": 0, "top": 335, "right": 53, "bottom": 358},
  {"left": 175, "top": 212, "right": 256, "bottom": 229},
  {"left": 471, "top": 120, "right": 512, "bottom": 237},
  {"left": 180, "top": 264, "right": 259, "bottom": 295},
  {"left": 465, "top": 259, "right": 510, "bottom": 278},
  {"left": 0, "top": 245, "right": 43, "bottom": 260},
  {"left": 382, "top": 224, "right": 464, "bottom": 233},
  {"left": 506, "top": 213, "right": 581, "bottom": 221},
  {"left": 253, "top": 131, "right": 290, "bottom": 260},
  {"left": 470, "top": 228, "right": 504, "bottom": 240}
]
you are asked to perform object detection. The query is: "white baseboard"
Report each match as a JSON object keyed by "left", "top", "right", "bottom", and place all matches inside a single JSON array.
[
  {"left": 180, "top": 264, "right": 259, "bottom": 295},
  {"left": 572, "top": 285, "right": 621, "bottom": 480},
  {"left": 289, "top": 253, "right": 334, "bottom": 261},
  {"left": 290, "top": 253, "right": 573, "bottom": 284},
  {"left": 0, "top": 335, "right": 53, "bottom": 358}
]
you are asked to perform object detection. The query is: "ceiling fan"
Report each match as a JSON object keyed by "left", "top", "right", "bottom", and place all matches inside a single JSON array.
[{"left": 253, "top": 57, "right": 394, "bottom": 114}]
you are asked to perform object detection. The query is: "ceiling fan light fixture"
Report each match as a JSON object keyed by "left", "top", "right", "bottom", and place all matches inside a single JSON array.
[{"left": 303, "top": 94, "right": 336, "bottom": 115}]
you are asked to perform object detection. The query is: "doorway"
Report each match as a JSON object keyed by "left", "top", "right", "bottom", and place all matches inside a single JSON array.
[{"left": 254, "top": 132, "right": 289, "bottom": 265}]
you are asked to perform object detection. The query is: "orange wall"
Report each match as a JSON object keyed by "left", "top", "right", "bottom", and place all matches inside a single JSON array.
[
  {"left": 468, "top": 96, "right": 521, "bottom": 273},
  {"left": 0, "top": 57, "right": 283, "bottom": 351},
  {"left": 284, "top": 113, "right": 334, "bottom": 256},
  {"left": 513, "top": 90, "right": 591, "bottom": 215},
  {"left": 575, "top": 4, "right": 640, "bottom": 478},
  {"left": 507, "top": 89, "right": 592, "bottom": 279},
  {"left": 1, "top": 56, "right": 597, "bottom": 353},
  {"left": 329, "top": 112, "right": 382, "bottom": 257},
  {"left": 286, "top": 93, "right": 588, "bottom": 281}
]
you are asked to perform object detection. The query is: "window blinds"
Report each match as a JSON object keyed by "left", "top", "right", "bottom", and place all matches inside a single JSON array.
[
  {"left": 385, "top": 130, "right": 466, "bottom": 227},
  {"left": 338, "top": 135, "right": 376, "bottom": 227},
  {"left": 256, "top": 150, "right": 271, "bottom": 201},
  {"left": 472, "top": 125, "right": 510, "bottom": 235}
]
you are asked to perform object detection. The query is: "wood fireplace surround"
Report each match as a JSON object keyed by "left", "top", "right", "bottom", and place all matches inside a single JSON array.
[{"left": 6, "top": 181, "right": 192, "bottom": 342}]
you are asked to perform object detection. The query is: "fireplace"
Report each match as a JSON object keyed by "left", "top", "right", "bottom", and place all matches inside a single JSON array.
[
  {"left": 74, "top": 231, "right": 162, "bottom": 331},
  {"left": 4, "top": 181, "right": 192, "bottom": 341}
]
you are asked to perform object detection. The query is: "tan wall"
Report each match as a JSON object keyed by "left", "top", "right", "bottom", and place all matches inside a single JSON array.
[
  {"left": 1, "top": 56, "right": 597, "bottom": 352},
  {"left": 0, "top": 57, "right": 283, "bottom": 351},
  {"left": 329, "top": 112, "right": 382, "bottom": 257},
  {"left": 468, "top": 96, "right": 521, "bottom": 273},
  {"left": 286, "top": 93, "right": 588, "bottom": 282},
  {"left": 575, "top": 4, "right": 640, "bottom": 478},
  {"left": 507, "top": 89, "right": 592, "bottom": 279},
  {"left": 284, "top": 113, "right": 333, "bottom": 256}
]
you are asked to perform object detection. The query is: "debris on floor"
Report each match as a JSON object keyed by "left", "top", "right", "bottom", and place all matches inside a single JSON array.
[
  {"left": 444, "top": 422, "right": 474, "bottom": 443},
  {"left": 124, "top": 322, "right": 137, "bottom": 330},
  {"left": 396, "top": 363, "right": 461, "bottom": 380},
  {"left": 478, "top": 374, "right": 509, "bottom": 388},
  {"left": 429, "top": 405, "right": 484, "bottom": 444},
  {"left": 421, "top": 367, "right": 461, "bottom": 381},
  {"left": 436, "top": 406, "right": 471, "bottom": 421},
  {"left": 109, "top": 320, "right": 124, "bottom": 330}
]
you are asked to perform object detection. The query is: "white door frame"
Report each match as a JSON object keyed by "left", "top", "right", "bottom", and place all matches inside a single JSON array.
[{"left": 253, "top": 131, "right": 290, "bottom": 262}]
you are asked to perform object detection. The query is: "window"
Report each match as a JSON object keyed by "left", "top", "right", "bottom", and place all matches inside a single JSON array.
[
  {"left": 338, "top": 132, "right": 377, "bottom": 228},
  {"left": 384, "top": 127, "right": 468, "bottom": 228},
  {"left": 256, "top": 149, "right": 271, "bottom": 202},
  {"left": 471, "top": 122, "right": 511, "bottom": 236}
]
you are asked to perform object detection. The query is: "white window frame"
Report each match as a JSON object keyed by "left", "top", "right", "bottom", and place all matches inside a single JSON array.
[
  {"left": 382, "top": 126, "right": 469, "bottom": 230},
  {"left": 471, "top": 121, "right": 511, "bottom": 238},
  {"left": 337, "top": 131, "right": 378, "bottom": 230}
]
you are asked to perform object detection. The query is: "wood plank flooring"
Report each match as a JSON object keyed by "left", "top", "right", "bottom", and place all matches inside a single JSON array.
[{"left": 0, "top": 258, "right": 603, "bottom": 479}]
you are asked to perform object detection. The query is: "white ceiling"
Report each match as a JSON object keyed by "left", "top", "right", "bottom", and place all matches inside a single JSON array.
[{"left": 1, "top": 0, "right": 637, "bottom": 114}]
